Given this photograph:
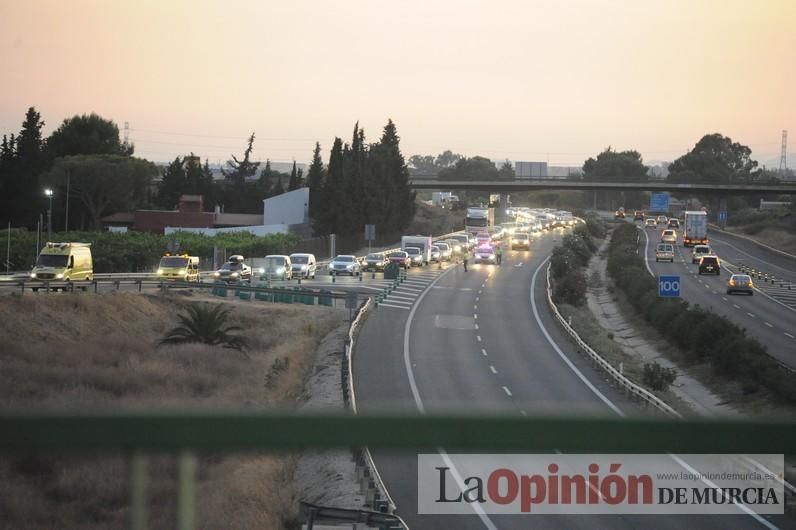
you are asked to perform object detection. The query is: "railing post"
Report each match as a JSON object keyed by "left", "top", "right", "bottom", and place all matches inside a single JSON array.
[
  {"left": 130, "top": 451, "right": 148, "bottom": 530},
  {"left": 177, "top": 450, "right": 198, "bottom": 530}
]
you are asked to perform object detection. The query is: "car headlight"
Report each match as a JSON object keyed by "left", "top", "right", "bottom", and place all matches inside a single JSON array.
[
  {"left": 213, "top": 272, "right": 220, "bottom": 277},
  {"left": 300, "top": 265, "right": 308, "bottom": 270},
  {"left": 346, "top": 264, "right": 354, "bottom": 270},
  {"left": 157, "top": 268, "right": 164, "bottom": 275},
  {"left": 257, "top": 268, "right": 265, "bottom": 274},
  {"left": 276, "top": 267, "right": 285, "bottom": 274},
  {"left": 30, "top": 272, "right": 37, "bottom": 279},
  {"left": 231, "top": 272, "right": 239, "bottom": 278},
  {"left": 177, "top": 269, "right": 186, "bottom": 275},
  {"left": 55, "top": 273, "right": 64, "bottom": 279}
]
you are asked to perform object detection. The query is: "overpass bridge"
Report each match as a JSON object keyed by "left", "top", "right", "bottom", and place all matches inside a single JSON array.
[{"left": 408, "top": 176, "right": 796, "bottom": 195}]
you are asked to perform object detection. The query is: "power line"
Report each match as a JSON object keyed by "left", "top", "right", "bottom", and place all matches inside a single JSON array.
[{"left": 129, "top": 127, "right": 316, "bottom": 142}]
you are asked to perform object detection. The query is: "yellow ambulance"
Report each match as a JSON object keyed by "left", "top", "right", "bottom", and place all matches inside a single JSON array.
[
  {"left": 156, "top": 253, "right": 200, "bottom": 282},
  {"left": 30, "top": 242, "right": 93, "bottom": 284}
]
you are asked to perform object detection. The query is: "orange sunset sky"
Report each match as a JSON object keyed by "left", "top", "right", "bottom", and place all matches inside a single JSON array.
[{"left": 1, "top": 0, "right": 794, "bottom": 167}]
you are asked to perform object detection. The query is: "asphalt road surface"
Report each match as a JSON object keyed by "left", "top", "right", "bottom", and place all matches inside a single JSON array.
[
  {"left": 354, "top": 229, "right": 788, "bottom": 529},
  {"left": 640, "top": 224, "right": 796, "bottom": 370}
]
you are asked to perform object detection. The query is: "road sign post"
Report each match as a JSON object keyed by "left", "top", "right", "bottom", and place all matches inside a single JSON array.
[
  {"left": 658, "top": 275, "right": 681, "bottom": 298},
  {"left": 364, "top": 224, "right": 376, "bottom": 253}
]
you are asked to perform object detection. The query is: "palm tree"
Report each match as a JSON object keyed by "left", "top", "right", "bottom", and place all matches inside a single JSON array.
[{"left": 159, "top": 303, "right": 248, "bottom": 352}]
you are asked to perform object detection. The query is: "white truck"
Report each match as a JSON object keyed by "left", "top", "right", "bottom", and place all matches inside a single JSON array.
[
  {"left": 464, "top": 207, "right": 495, "bottom": 236},
  {"left": 683, "top": 210, "right": 708, "bottom": 247},
  {"left": 401, "top": 235, "right": 433, "bottom": 265}
]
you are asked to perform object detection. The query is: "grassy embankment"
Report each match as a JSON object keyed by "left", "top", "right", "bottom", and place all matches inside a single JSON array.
[
  {"left": 0, "top": 291, "right": 346, "bottom": 530},
  {"left": 724, "top": 207, "right": 796, "bottom": 254}
]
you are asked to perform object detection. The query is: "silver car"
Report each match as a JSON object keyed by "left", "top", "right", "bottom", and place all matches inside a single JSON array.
[
  {"left": 329, "top": 255, "right": 361, "bottom": 276},
  {"left": 405, "top": 247, "right": 424, "bottom": 267}
]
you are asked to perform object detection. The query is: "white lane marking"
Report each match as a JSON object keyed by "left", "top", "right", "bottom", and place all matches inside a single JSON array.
[
  {"left": 711, "top": 235, "right": 795, "bottom": 274},
  {"left": 642, "top": 229, "right": 654, "bottom": 278},
  {"left": 481, "top": 348, "right": 488, "bottom": 356},
  {"left": 490, "top": 365, "right": 497, "bottom": 374},
  {"left": 786, "top": 332, "right": 795, "bottom": 339},
  {"left": 520, "top": 410, "right": 527, "bottom": 416},
  {"left": 474, "top": 314, "right": 478, "bottom": 320},
  {"left": 386, "top": 294, "right": 416, "bottom": 301},
  {"left": 733, "top": 304, "right": 740, "bottom": 309},
  {"left": 474, "top": 305, "right": 478, "bottom": 310},
  {"left": 476, "top": 296, "right": 480, "bottom": 302},
  {"left": 530, "top": 258, "right": 625, "bottom": 416},
  {"left": 402, "top": 266, "right": 499, "bottom": 530},
  {"left": 669, "top": 454, "right": 777, "bottom": 530},
  {"left": 394, "top": 286, "right": 423, "bottom": 293},
  {"left": 476, "top": 335, "right": 482, "bottom": 342},
  {"left": 764, "top": 322, "right": 773, "bottom": 328},
  {"left": 478, "top": 289, "right": 482, "bottom": 294},
  {"left": 474, "top": 323, "right": 479, "bottom": 330},
  {"left": 747, "top": 312, "right": 755, "bottom": 318},
  {"left": 502, "top": 386, "right": 512, "bottom": 397},
  {"left": 377, "top": 302, "right": 411, "bottom": 310},
  {"left": 722, "top": 297, "right": 728, "bottom": 301},
  {"left": 712, "top": 290, "right": 718, "bottom": 295}
]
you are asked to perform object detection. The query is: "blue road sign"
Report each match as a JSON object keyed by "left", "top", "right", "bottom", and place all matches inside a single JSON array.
[
  {"left": 658, "top": 275, "right": 681, "bottom": 298},
  {"left": 718, "top": 210, "right": 727, "bottom": 223},
  {"left": 650, "top": 192, "right": 670, "bottom": 212}
]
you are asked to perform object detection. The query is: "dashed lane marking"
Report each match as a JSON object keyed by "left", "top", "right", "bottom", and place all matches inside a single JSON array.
[{"left": 503, "top": 386, "right": 513, "bottom": 397}]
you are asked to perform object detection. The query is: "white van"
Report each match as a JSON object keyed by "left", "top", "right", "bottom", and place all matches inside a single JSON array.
[
  {"left": 289, "top": 253, "right": 316, "bottom": 279},
  {"left": 261, "top": 255, "right": 292, "bottom": 281}
]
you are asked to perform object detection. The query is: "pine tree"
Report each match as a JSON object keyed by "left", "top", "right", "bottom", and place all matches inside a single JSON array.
[
  {"left": 307, "top": 142, "right": 325, "bottom": 218},
  {"left": 377, "top": 119, "right": 415, "bottom": 232},
  {"left": 156, "top": 157, "right": 186, "bottom": 208},
  {"left": 221, "top": 133, "right": 260, "bottom": 185}
]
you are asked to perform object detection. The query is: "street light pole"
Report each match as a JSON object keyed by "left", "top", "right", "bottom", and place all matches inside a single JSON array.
[{"left": 44, "top": 188, "right": 53, "bottom": 241}]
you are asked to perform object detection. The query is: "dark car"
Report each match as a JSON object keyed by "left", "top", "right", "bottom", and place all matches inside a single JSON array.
[
  {"left": 213, "top": 255, "right": 252, "bottom": 284},
  {"left": 387, "top": 251, "right": 411, "bottom": 269},
  {"left": 698, "top": 255, "right": 721, "bottom": 275},
  {"left": 363, "top": 252, "right": 388, "bottom": 271}
]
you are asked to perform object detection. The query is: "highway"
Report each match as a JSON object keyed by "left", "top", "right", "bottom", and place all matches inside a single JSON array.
[
  {"left": 353, "top": 229, "right": 787, "bottom": 529},
  {"left": 640, "top": 223, "right": 796, "bottom": 370}
]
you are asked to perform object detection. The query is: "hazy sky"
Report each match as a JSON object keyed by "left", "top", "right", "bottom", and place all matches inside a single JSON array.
[{"left": 1, "top": 0, "right": 794, "bottom": 167}]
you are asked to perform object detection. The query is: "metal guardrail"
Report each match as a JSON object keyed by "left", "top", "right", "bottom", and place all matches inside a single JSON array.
[
  {"left": 300, "top": 501, "right": 403, "bottom": 529},
  {"left": 709, "top": 224, "right": 796, "bottom": 261},
  {"left": 343, "top": 297, "right": 407, "bottom": 527},
  {"left": 9, "top": 278, "right": 351, "bottom": 304},
  {"left": 545, "top": 264, "right": 681, "bottom": 417}
]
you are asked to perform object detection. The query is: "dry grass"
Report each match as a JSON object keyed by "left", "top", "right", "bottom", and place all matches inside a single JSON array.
[
  {"left": 0, "top": 291, "right": 347, "bottom": 530},
  {"left": 556, "top": 303, "right": 692, "bottom": 416},
  {"left": 406, "top": 200, "right": 466, "bottom": 236}
]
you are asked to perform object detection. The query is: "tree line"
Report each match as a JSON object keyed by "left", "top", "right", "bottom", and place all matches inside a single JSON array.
[
  {"left": 0, "top": 107, "right": 417, "bottom": 237},
  {"left": 308, "top": 120, "right": 416, "bottom": 237}
]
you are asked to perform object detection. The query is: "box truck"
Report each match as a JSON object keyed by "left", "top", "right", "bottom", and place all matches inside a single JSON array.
[{"left": 683, "top": 211, "right": 708, "bottom": 247}]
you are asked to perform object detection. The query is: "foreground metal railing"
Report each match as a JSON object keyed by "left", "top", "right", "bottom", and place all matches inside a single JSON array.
[{"left": 0, "top": 411, "right": 794, "bottom": 530}]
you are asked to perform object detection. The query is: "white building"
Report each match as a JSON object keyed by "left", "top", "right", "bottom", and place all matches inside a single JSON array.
[{"left": 263, "top": 187, "right": 309, "bottom": 226}]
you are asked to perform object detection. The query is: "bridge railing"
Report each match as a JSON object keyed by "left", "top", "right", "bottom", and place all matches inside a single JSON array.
[{"left": 1, "top": 411, "right": 793, "bottom": 530}]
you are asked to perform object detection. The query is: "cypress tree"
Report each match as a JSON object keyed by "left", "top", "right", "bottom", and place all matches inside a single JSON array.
[
  {"left": 288, "top": 160, "right": 300, "bottom": 191},
  {"left": 307, "top": 142, "right": 325, "bottom": 218}
]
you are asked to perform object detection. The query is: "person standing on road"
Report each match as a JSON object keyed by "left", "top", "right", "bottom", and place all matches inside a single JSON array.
[
  {"left": 463, "top": 249, "right": 469, "bottom": 272},
  {"left": 496, "top": 243, "right": 503, "bottom": 265}
]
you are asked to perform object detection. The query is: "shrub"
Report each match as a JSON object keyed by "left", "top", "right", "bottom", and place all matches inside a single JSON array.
[
  {"left": 606, "top": 222, "right": 796, "bottom": 404},
  {"left": 159, "top": 303, "right": 248, "bottom": 352},
  {"left": 642, "top": 362, "right": 677, "bottom": 391},
  {"left": 554, "top": 269, "right": 588, "bottom": 306}
]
